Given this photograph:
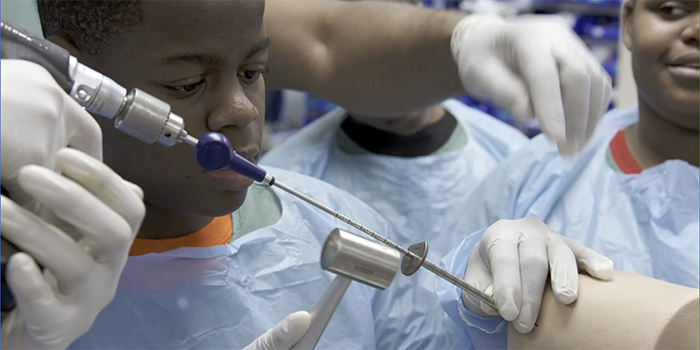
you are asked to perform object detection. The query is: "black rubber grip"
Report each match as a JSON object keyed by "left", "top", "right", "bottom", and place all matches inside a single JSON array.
[{"left": 0, "top": 21, "right": 73, "bottom": 93}]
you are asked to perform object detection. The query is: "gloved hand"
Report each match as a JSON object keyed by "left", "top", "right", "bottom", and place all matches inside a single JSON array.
[
  {"left": 463, "top": 217, "right": 614, "bottom": 334},
  {"left": 451, "top": 14, "right": 613, "bottom": 155},
  {"left": 1, "top": 59, "right": 103, "bottom": 213},
  {"left": 1, "top": 148, "right": 146, "bottom": 350},
  {"left": 242, "top": 311, "right": 311, "bottom": 350}
]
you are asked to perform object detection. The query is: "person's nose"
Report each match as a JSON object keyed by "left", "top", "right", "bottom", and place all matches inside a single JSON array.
[
  {"left": 207, "top": 83, "right": 259, "bottom": 131},
  {"left": 681, "top": 13, "right": 699, "bottom": 46}
]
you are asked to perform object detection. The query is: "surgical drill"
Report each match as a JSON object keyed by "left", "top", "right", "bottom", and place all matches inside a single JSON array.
[
  {"left": 0, "top": 21, "right": 496, "bottom": 313},
  {"left": 193, "top": 132, "right": 497, "bottom": 310},
  {"left": 0, "top": 20, "right": 198, "bottom": 311}
]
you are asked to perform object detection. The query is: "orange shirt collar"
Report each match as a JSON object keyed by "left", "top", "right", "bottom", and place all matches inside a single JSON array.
[{"left": 129, "top": 215, "right": 233, "bottom": 257}]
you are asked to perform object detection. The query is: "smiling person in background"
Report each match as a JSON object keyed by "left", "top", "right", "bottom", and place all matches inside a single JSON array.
[{"left": 438, "top": 1, "right": 699, "bottom": 348}]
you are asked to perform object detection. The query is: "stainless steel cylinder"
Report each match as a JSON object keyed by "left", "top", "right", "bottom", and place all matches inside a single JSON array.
[
  {"left": 114, "top": 89, "right": 170, "bottom": 145},
  {"left": 321, "top": 228, "right": 400, "bottom": 290}
]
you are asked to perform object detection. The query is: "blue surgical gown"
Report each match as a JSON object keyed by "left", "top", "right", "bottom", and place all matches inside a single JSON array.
[
  {"left": 68, "top": 168, "right": 451, "bottom": 350},
  {"left": 262, "top": 99, "right": 529, "bottom": 349},
  {"left": 437, "top": 106, "right": 700, "bottom": 349}
]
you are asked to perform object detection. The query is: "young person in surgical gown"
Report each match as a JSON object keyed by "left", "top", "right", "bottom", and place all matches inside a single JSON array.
[
  {"left": 438, "top": 1, "right": 699, "bottom": 348},
  {"left": 18, "top": 0, "right": 612, "bottom": 348}
]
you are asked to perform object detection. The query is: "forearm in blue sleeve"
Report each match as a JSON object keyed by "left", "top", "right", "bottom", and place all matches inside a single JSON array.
[{"left": 437, "top": 228, "right": 508, "bottom": 350}]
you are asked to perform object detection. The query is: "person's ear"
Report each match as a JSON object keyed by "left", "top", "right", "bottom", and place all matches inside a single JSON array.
[
  {"left": 46, "top": 35, "right": 80, "bottom": 59},
  {"left": 622, "top": 1, "right": 634, "bottom": 50}
]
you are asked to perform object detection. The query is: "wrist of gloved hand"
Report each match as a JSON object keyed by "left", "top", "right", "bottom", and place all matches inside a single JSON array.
[
  {"left": 242, "top": 311, "right": 311, "bottom": 350},
  {"left": 451, "top": 13, "right": 506, "bottom": 48},
  {"left": 450, "top": 13, "right": 506, "bottom": 95},
  {"left": 449, "top": 13, "right": 540, "bottom": 135}
]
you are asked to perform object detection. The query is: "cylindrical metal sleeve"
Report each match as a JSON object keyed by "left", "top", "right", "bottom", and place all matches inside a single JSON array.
[
  {"left": 321, "top": 228, "right": 401, "bottom": 290},
  {"left": 114, "top": 89, "right": 171, "bottom": 144}
]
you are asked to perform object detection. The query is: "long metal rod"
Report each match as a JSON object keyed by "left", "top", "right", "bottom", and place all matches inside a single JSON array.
[
  {"left": 268, "top": 176, "right": 497, "bottom": 310},
  {"left": 271, "top": 178, "right": 417, "bottom": 257},
  {"left": 182, "top": 135, "right": 497, "bottom": 310},
  {"left": 421, "top": 260, "right": 497, "bottom": 309}
]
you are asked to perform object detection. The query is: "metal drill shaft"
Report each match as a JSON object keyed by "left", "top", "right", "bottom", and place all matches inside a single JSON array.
[
  {"left": 181, "top": 134, "right": 199, "bottom": 147},
  {"left": 270, "top": 178, "right": 497, "bottom": 310},
  {"left": 421, "top": 260, "right": 497, "bottom": 309},
  {"left": 270, "top": 179, "right": 418, "bottom": 258},
  {"left": 180, "top": 134, "right": 498, "bottom": 311}
]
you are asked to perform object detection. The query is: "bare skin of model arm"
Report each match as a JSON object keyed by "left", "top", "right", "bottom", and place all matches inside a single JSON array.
[{"left": 263, "top": 0, "right": 466, "bottom": 116}]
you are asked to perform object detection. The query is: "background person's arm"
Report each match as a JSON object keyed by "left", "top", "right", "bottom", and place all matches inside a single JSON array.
[
  {"left": 264, "top": 0, "right": 465, "bottom": 117},
  {"left": 264, "top": 0, "right": 612, "bottom": 154}
]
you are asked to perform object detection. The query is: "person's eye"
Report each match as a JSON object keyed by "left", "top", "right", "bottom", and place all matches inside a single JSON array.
[
  {"left": 658, "top": 2, "right": 690, "bottom": 17},
  {"left": 238, "top": 68, "right": 268, "bottom": 84},
  {"left": 163, "top": 80, "right": 206, "bottom": 95}
]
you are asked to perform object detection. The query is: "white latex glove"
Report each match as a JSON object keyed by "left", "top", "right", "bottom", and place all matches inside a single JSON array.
[
  {"left": 1, "top": 59, "right": 103, "bottom": 213},
  {"left": 1, "top": 148, "right": 146, "bottom": 350},
  {"left": 242, "top": 311, "right": 311, "bottom": 350},
  {"left": 463, "top": 217, "right": 614, "bottom": 334},
  {"left": 451, "top": 14, "right": 613, "bottom": 155}
]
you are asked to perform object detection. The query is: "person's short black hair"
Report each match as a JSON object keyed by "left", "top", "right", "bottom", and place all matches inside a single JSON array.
[
  {"left": 37, "top": 0, "right": 143, "bottom": 56},
  {"left": 385, "top": 0, "right": 423, "bottom": 4}
]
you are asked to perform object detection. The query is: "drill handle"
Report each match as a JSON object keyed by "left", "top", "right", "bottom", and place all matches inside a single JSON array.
[{"left": 0, "top": 21, "right": 73, "bottom": 93}]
